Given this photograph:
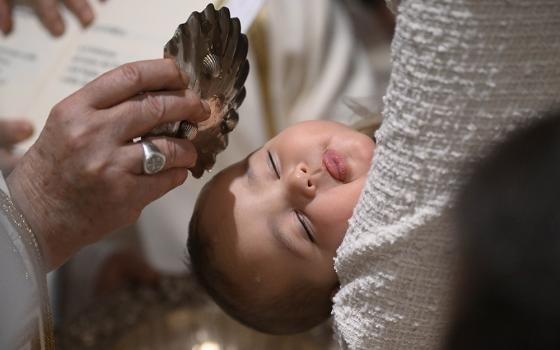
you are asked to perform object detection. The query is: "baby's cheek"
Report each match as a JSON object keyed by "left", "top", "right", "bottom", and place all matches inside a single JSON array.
[
  {"left": 313, "top": 208, "right": 349, "bottom": 252},
  {"left": 329, "top": 226, "right": 348, "bottom": 254},
  {"left": 331, "top": 181, "right": 365, "bottom": 217},
  {"left": 316, "top": 183, "right": 365, "bottom": 250}
]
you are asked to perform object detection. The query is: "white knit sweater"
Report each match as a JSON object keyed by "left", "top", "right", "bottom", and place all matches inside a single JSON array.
[{"left": 333, "top": 1, "right": 560, "bottom": 349}]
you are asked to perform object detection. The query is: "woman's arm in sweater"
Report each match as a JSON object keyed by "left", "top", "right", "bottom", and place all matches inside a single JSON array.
[{"left": 333, "top": 1, "right": 560, "bottom": 349}]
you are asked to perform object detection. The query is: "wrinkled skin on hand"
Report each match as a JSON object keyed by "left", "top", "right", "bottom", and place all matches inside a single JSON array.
[
  {"left": 0, "top": 0, "right": 104, "bottom": 36},
  {"left": 6, "top": 59, "right": 210, "bottom": 270}
]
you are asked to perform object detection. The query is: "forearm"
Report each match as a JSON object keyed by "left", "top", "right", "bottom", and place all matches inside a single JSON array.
[{"left": 6, "top": 159, "right": 76, "bottom": 271}]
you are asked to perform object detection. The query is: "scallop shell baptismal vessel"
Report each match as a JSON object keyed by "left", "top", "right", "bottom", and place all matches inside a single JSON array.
[{"left": 148, "top": 3, "right": 249, "bottom": 178}]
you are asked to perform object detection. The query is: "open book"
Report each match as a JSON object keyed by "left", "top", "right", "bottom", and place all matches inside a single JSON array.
[{"left": 0, "top": 0, "right": 214, "bottom": 149}]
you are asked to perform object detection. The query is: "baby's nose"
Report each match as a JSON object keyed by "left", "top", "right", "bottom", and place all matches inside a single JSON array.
[{"left": 287, "top": 162, "right": 316, "bottom": 201}]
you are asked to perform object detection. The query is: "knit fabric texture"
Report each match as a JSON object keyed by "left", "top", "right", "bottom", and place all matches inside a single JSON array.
[{"left": 333, "top": 1, "right": 560, "bottom": 349}]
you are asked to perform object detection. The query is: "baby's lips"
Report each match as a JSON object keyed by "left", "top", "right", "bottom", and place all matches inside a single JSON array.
[{"left": 323, "top": 149, "right": 348, "bottom": 182}]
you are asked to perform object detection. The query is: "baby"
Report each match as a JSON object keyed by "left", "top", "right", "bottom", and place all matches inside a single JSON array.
[{"left": 187, "top": 120, "right": 376, "bottom": 334}]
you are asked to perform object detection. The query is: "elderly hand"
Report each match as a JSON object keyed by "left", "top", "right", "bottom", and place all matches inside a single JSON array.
[
  {"left": 0, "top": 0, "right": 102, "bottom": 36},
  {"left": 7, "top": 59, "right": 210, "bottom": 270},
  {"left": 0, "top": 119, "right": 33, "bottom": 174}
]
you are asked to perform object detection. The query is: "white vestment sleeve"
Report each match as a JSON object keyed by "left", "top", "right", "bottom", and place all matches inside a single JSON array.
[
  {"left": 333, "top": 1, "right": 560, "bottom": 349},
  {"left": 0, "top": 187, "right": 53, "bottom": 350}
]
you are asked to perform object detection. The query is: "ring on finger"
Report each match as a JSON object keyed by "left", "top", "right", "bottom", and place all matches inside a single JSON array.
[{"left": 142, "top": 140, "right": 166, "bottom": 175}]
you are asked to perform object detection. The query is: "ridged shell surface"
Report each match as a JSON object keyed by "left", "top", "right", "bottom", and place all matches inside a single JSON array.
[{"left": 148, "top": 3, "right": 249, "bottom": 178}]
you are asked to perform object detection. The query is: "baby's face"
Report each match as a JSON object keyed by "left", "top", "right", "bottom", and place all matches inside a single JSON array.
[{"left": 200, "top": 120, "right": 375, "bottom": 302}]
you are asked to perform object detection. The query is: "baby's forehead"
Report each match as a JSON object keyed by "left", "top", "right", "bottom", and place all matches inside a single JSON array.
[
  {"left": 196, "top": 157, "right": 250, "bottom": 247},
  {"left": 199, "top": 147, "right": 261, "bottom": 213}
]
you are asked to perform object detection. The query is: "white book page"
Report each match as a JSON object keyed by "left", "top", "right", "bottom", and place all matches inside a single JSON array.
[{"left": 0, "top": 2, "right": 106, "bottom": 118}]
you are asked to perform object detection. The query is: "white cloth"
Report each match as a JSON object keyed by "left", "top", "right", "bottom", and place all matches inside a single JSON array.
[
  {"left": 333, "top": 1, "right": 560, "bottom": 349},
  {"left": 0, "top": 186, "right": 52, "bottom": 349},
  {"left": 264, "top": 0, "right": 378, "bottom": 130}
]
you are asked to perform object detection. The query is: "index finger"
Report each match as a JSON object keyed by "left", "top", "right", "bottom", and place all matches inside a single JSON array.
[
  {"left": 35, "top": 0, "right": 65, "bottom": 36},
  {"left": 80, "top": 59, "right": 189, "bottom": 109},
  {"left": 0, "top": 119, "right": 34, "bottom": 147},
  {"left": 0, "top": 0, "right": 13, "bottom": 35},
  {"left": 63, "top": 0, "right": 94, "bottom": 27}
]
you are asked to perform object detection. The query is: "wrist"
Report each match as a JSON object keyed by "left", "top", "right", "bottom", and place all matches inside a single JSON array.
[{"left": 6, "top": 155, "right": 72, "bottom": 270}]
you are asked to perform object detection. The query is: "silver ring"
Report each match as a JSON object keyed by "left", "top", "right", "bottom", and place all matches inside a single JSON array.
[{"left": 142, "top": 140, "right": 166, "bottom": 175}]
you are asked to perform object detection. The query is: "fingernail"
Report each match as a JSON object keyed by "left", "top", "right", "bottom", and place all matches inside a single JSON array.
[
  {"left": 0, "top": 19, "right": 12, "bottom": 35},
  {"left": 187, "top": 151, "right": 198, "bottom": 168},
  {"left": 189, "top": 155, "right": 198, "bottom": 168},
  {"left": 52, "top": 20, "right": 64, "bottom": 36},
  {"left": 201, "top": 100, "right": 211, "bottom": 116},
  {"left": 81, "top": 8, "right": 94, "bottom": 26}
]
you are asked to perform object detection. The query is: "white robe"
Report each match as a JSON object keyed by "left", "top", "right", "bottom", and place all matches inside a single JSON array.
[{"left": 0, "top": 177, "right": 53, "bottom": 350}]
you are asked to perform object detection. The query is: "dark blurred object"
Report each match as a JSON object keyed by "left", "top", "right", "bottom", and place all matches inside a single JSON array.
[
  {"left": 447, "top": 109, "right": 560, "bottom": 350},
  {"left": 358, "top": 0, "right": 393, "bottom": 13},
  {"left": 94, "top": 250, "right": 159, "bottom": 297},
  {"left": 340, "top": 0, "right": 395, "bottom": 41},
  {"left": 56, "top": 275, "right": 339, "bottom": 350}
]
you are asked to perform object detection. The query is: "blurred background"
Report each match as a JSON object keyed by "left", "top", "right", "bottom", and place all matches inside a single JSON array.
[{"left": 0, "top": 0, "right": 394, "bottom": 348}]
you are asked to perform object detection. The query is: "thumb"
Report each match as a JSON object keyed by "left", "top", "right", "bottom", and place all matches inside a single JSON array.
[{"left": 0, "top": 119, "right": 34, "bottom": 147}]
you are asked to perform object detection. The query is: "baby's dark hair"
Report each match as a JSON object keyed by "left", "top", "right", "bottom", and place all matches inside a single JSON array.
[
  {"left": 187, "top": 178, "right": 333, "bottom": 335},
  {"left": 446, "top": 109, "right": 560, "bottom": 349}
]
